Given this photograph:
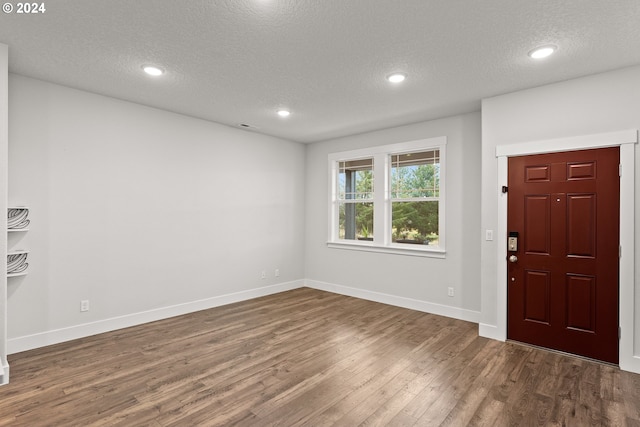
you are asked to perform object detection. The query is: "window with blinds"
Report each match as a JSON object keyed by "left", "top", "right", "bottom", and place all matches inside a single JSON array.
[
  {"left": 337, "top": 158, "right": 374, "bottom": 240},
  {"left": 328, "top": 136, "right": 446, "bottom": 257}
]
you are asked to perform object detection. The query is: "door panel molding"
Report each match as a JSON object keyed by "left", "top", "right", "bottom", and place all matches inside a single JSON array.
[
  {"left": 485, "top": 129, "right": 639, "bottom": 373},
  {"left": 523, "top": 270, "right": 551, "bottom": 324},
  {"left": 524, "top": 195, "right": 551, "bottom": 255},
  {"left": 525, "top": 165, "right": 551, "bottom": 182},
  {"left": 566, "top": 194, "right": 596, "bottom": 258},
  {"left": 567, "top": 161, "right": 596, "bottom": 180},
  {"left": 565, "top": 274, "right": 596, "bottom": 332}
]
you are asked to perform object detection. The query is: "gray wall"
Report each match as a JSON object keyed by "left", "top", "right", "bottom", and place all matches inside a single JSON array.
[
  {"left": 7, "top": 74, "right": 306, "bottom": 351},
  {"left": 304, "top": 112, "right": 482, "bottom": 320}
]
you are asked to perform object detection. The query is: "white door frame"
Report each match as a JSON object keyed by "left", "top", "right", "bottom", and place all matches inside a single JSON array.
[{"left": 493, "top": 129, "right": 638, "bottom": 372}]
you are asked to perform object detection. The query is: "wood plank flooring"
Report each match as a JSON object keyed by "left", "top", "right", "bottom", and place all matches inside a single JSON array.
[{"left": 0, "top": 287, "right": 639, "bottom": 426}]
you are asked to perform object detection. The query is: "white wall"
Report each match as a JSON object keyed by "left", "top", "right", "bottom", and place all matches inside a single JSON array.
[
  {"left": 7, "top": 74, "right": 306, "bottom": 352},
  {"left": 480, "top": 65, "right": 640, "bottom": 372},
  {"left": 0, "top": 44, "right": 9, "bottom": 384},
  {"left": 304, "top": 112, "right": 482, "bottom": 321}
]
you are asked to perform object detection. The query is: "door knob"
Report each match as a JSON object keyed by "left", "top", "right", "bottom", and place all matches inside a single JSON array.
[{"left": 509, "top": 255, "right": 518, "bottom": 263}]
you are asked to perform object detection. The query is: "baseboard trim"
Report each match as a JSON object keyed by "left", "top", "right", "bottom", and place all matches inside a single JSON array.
[
  {"left": 305, "top": 280, "right": 481, "bottom": 324},
  {"left": 0, "top": 357, "right": 8, "bottom": 385},
  {"left": 8, "top": 280, "right": 305, "bottom": 355},
  {"left": 479, "top": 323, "right": 505, "bottom": 342},
  {"left": 620, "top": 355, "right": 640, "bottom": 374}
]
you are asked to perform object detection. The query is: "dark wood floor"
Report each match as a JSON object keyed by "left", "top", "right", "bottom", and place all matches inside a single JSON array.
[{"left": 1, "top": 288, "right": 639, "bottom": 426}]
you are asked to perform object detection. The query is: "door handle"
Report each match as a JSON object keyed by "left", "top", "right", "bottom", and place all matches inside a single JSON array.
[{"left": 509, "top": 255, "right": 518, "bottom": 263}]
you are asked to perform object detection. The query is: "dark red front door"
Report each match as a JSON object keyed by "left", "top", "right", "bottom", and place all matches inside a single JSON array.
[{"left": 507, "top": 147, "right": 620, "bottom": 364}]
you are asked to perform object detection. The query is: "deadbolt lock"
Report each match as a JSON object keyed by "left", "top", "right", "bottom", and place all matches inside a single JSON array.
[{"left": 508, "top": 231, "right": 518, "bottom": 252}]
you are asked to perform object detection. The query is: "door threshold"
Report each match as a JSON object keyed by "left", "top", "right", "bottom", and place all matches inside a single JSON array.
[{"left": 506, "top": 339, "right": 619, "bottom": 368}]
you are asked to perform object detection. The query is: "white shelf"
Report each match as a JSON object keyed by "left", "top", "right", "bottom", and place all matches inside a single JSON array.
[
  {"left": 7, "top": 208, "right": 30, "bottom": 278},
  {"left": 7, "top": 272, "right": 27, "bottom": 278},
  {"left": 7, "top": 250, "right": 29, "bottom": 256}
]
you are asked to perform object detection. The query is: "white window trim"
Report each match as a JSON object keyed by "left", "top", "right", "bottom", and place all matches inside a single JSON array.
[{"left": 327, "top": 136, "right": 446, "bottom": 258}]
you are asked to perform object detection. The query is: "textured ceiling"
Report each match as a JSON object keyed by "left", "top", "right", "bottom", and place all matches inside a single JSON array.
[{"left": 1, "top": 0, "right": 639, "bottom": 143}]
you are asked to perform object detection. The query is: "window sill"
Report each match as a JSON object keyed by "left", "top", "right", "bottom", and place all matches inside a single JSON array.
[{"left": 327, "top": 240, "right": 446, "bottom": 258}]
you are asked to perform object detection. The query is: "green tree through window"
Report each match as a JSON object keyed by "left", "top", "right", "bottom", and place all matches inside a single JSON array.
[{"left": 391, "top": 150, "right": 440, "bottom": 244}]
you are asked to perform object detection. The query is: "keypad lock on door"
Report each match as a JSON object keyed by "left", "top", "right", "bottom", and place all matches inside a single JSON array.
[{"left": 508, "top": 232, "right": 518, "bottom": 252}]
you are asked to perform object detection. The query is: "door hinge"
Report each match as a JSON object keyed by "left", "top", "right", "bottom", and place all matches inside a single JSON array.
[
  {"left": 619, "top": 245, "right": 622, "bottom": 259},
  {"left": 619, "top": 327, "right": 622, "bottom": 340},
  {"left": 501, "top": 186, "right": 508, "bottom": 193},
  {"left": 619, "top": 164, "right": 622, "bottom": 177}
]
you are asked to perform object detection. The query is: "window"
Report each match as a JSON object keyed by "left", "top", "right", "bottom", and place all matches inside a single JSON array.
[
  {"left": 338, "top": 158, "right": 374, "bottom": 240},
  {"left": 328, "top": 137, "right": 446, "bottom": 257},
  {"left": 391, "top": 150, "right": 440, "bottom": 245}
]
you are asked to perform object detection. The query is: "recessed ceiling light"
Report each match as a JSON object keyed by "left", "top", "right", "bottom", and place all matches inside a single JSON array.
[
  {"left": 143, "top": 65, "right": 164, "bottom": 76},
  {"left": 277, "top": 109, "right": 291, "bottom": 117},
  {"left": 386, "top": 73, "right": 407, "bottom": 83},
  {"left": 528, "top": 45, "right": 557, "bottom": 59}
]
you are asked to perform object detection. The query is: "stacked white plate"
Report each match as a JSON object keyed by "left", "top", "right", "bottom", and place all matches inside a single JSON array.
[
  {"left": 7, "top": 252, "right": 28, "bottom": 275},
  {"left": 8, "top": 208, "right": 30, "bottom": 230}
]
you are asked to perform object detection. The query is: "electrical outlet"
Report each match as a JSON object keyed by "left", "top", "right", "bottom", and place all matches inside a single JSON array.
[
  {"left": 80, "top": 300, "right": 90, "bottom": 312},
  {"left": 275, "top": 268, "right": 280, "bottom": 277},
  {"left": 261, "top": 271, "right": 266, "bottom": 279},
  {"left": 447, "top": 287, "right": 454, "bottom": 297}
]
